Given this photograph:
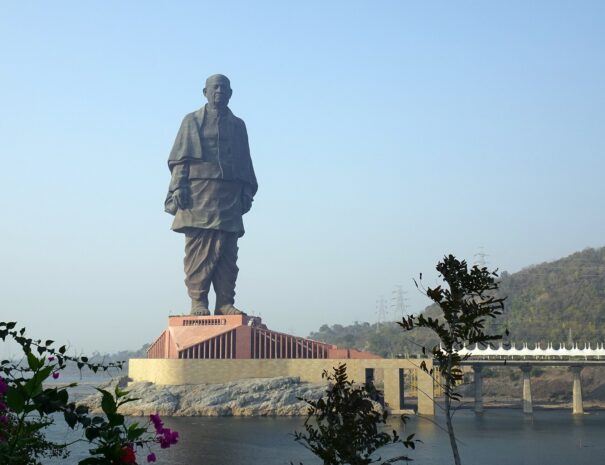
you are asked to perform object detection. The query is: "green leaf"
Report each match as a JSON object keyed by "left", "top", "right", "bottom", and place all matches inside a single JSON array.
[
  {"left": 64, "top": 410, "right": 78, "bottom": 428},
  {"left": 115, "top": 385, "right": 129, "bottom": 398},
  {"left": 6, "top": 386, "right": 26, "bottom": 413},
  {"left": 107, "top": 412, "right": 124, "bottom": 427},
  {"left": 127, "top": 425, "right": 148, "bottom": 441},
  {"left": 76, "top": 404, "right": 89, "bottom": 415},
  {"left": 117, "top": 397, "right": 140, "bottom": 408},
  {"left": 97, "top": 388, "right": 117, "bottom": 415},
  {"left": 26, "top": 350, "right": 42, "bottom": 371},
  {"left": 85, "top": 426, "right": 100, "bottom": 441},
  {"left": 23, "top": 374, "right": 44, "bottom": 398}
]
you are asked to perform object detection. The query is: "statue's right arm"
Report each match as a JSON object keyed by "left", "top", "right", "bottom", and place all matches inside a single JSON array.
[
  {"left": 167, "top": 113, "right": 197, "bottom": 211},
  {"left": 170, "top": 162, "right": 191, "bottom": 209}
]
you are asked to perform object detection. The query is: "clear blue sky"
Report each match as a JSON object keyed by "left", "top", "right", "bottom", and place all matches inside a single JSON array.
[{"left": 1, "top": 1, "right": 604, "bottom": 354}]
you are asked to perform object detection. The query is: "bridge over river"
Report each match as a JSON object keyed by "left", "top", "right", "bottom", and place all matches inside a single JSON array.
[{"left": 457, "top": 343, "right": 605, "bottom": 414}]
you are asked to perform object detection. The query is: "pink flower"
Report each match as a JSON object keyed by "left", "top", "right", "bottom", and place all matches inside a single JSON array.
[
  {"left": 52, "top": 372, "right": 60, "bottom": 380},
  {"left": 150, "top": 413, "right": 178, "bottom": 449},
  {"left": 149, "top": 413, "right": 163, "bottom": 431},
  {"left": 48, "top": 356, "right": 55, "bottom": 362},
  {"left": 147, "top": 453, "right": 157, "bottom": 463},
  {"left": 158, "top": 427, "right": 179, "bottom": 448}
]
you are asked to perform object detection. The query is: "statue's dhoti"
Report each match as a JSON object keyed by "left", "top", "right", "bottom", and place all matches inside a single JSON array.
[{"left": 184, "top": 228, "right": 239, "bottom": 311}]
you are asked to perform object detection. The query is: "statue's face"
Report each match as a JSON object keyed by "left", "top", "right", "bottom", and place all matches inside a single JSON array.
[{"left": 203, "top": 77, "right": 232, "bottom": 109}]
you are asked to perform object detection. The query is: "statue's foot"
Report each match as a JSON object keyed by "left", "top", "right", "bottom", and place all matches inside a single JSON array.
[
  {"left": 191, "top": 300, "right": 210, "bottom": 316},
  {"left": 215, "top": 305, "right": 246, "bottom": 316}
]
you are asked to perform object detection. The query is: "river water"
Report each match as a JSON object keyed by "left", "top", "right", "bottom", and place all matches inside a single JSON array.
[{"left": 45, "top": 408, "right": 605, "bottom": 465}]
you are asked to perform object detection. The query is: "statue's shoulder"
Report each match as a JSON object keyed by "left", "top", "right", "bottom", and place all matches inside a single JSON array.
[
  {"left": 175, "top": 109, "right": 204, "bottom": 135},
  {"left": 183, "top": 108, "right": 204, "bottom": 124},
  {"left": 229, "top": 112, "right": 247, "bottom": 131}
]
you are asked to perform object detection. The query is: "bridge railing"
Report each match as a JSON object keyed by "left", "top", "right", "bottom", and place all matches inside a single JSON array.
[{"left": 454, "top": 342, "right": 605, "bottom": 360}]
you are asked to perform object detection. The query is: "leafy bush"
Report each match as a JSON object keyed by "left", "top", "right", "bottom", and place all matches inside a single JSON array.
[
  {"left": 293, "top": 363, "right": 417, "bottom": 465},
  {"left": 0, "top": 321, "right": 179, "bottom": 464}
]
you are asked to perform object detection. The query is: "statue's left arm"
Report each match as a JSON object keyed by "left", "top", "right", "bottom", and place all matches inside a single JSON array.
[{"left": 239, "top": 120, "right": 257, "bottom": 214}]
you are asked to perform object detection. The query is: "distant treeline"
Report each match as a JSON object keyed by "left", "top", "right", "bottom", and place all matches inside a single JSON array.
[{"left": 309, "top": 247, "right": 605, "bottom": 356}]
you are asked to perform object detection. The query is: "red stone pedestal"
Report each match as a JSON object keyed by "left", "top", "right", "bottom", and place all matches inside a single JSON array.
[{"left": 147, "top": 314, "right": 381, "bottom": 360}]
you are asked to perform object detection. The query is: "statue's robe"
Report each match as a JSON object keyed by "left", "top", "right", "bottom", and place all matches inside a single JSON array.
[{"left": 165, "top": 105, "right": 257, "bottom": 236}]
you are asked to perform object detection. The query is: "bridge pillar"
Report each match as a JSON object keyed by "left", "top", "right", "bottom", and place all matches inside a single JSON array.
[
  {"left": 520, "top": 364, "right": 533, "bottom": 414},
  {"left": 570, "top": 366, "right": 584, "bottom": 415},
  {"left": 472, "top": 365, "right": 483, "bottom": 414}
]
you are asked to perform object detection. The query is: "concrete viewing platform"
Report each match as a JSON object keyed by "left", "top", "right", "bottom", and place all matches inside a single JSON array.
[{"left": 130, "top": 314, "right": 436, "bottom": 415}]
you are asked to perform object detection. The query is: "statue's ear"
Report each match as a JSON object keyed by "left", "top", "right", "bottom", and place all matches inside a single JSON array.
[
  {"left": 228, "top": 88, "right": 233, "bottom": 98},
  {"left": 203, "top": 87, "right": 207, "bottom": 98}
]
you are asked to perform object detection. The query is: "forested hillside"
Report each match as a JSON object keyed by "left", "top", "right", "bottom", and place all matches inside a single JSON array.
[
  {"left": 309, "top": 247, "right": 605, "bottom": 357},
  {"left": 495, "top": 247, "right": 605, "bottom": 343}
]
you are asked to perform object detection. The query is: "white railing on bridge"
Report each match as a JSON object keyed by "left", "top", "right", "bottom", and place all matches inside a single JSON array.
[{"left": 454, "top": 342, "right": 605, "bottom": 360}]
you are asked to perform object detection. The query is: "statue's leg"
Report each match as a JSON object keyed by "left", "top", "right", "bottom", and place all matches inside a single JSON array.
[
  {"left": 213, "top": 232, "right": 243, "bottom": 315},
  {"left": 184, "top": 229, "right": 220, "bottom": 315}
]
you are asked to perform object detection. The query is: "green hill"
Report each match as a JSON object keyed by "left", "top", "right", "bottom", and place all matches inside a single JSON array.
[
  {"left": 495, "top": 247, "right": 605, "bottom": 343},
  {"left": 309, "top": 247, "right": 605, "bottom": 356}
]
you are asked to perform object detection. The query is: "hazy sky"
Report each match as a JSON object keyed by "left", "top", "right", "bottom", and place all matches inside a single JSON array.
[{"left": 1, "top": 1, "right": 604, "bottom": 355}]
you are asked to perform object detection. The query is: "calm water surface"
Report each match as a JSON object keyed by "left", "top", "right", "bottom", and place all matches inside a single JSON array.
[{"left": 45, "top": 409, "right": 605, "bottom": 465}]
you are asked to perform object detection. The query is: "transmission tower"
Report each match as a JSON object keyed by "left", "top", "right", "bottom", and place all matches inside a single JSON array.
[
  {"left": 390, "top": 285, "right": 408, "bottom": 320},
  {"left": 474, "top": 246, "right": 489, "bottom": 268},
  {"left": 375, "top": 295, "right": 387, "bottom": 330}
]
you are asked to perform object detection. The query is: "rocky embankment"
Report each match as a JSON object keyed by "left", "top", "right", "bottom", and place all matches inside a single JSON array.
[{"left": 81, "top": 377, "right": 328, "bottom": 416}]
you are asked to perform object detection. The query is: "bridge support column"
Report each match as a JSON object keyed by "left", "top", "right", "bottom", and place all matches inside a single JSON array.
[
  {"left": 383, "top": 368, "right": 400, "bottom": 413},
  {"left": 472, "top": 365, "right": 483, "bottom": 414},
  {"left": 417, "top": 366, "right": 435, "bottom": 416},
  {"left": 570, "top": 366, "right": 584, "bottom": 415},
  {"left": 520, "top": 365, "right": 533, "bottom": 414}
]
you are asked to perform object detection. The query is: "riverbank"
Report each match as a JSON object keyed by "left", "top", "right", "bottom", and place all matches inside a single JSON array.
[{"left": 453, "top": 396, "right": 605, "bottom": 411}]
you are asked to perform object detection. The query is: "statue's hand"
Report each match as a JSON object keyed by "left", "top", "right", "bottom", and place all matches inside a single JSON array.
[
  {"left": 241, "top": 194, "right": 253, "bottom": 214},
  {"left": 173, "top": 186, "right": 191, "bottom": 209}
]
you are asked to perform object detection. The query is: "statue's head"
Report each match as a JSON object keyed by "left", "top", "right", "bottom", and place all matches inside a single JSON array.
[{"left": 203, "top": 74, "right": 232, "bottom": 110}]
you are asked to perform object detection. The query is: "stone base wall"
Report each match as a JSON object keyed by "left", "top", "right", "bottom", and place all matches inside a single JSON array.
[{"left": 129, "top": 358, "right": 434, "bottom": 415}]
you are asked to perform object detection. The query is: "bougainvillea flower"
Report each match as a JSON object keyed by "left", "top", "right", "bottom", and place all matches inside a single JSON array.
[
  {"left": 52, "top": 372, "right": 60, "bottom": 380},
  {"left": 158, "top": 426, "right": 179, "bottom": 448},
  {"left": 120, "top": 445, "right": 137, "bottom": 464},
  {"left": 147, "top": 452, "right": 157, "bottom": 463},
  {"left": 149, "top": 413, "right": 163, "bottom": 431}
]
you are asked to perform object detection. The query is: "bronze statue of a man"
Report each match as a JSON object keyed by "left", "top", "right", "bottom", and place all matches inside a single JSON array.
[{"left": 165, "top": 74, "right": 257, "bottom": 316}]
